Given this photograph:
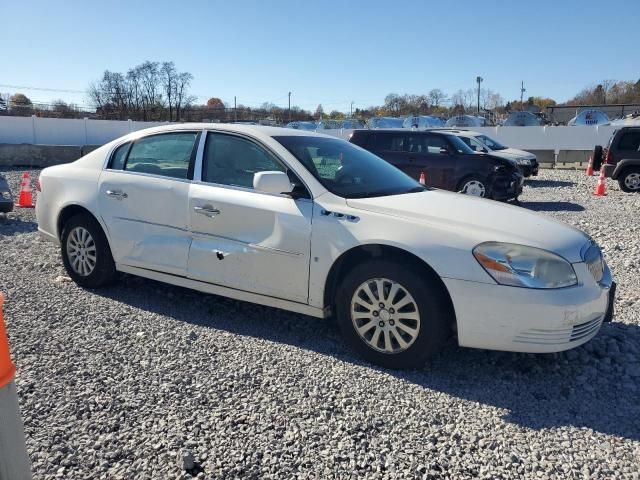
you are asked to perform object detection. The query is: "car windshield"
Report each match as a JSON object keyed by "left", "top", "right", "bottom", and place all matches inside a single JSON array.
[
  {"left": 477, "top": 135, "right": 507, "bottom": 150},
  {"left": 443, "top": 134, "right": 476, "bottom": 154},
  {"left": 273, "top": 135, "right": 426, "bottom": 199}
]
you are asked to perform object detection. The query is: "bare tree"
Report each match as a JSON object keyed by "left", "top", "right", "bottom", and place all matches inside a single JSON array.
[
  {"left": 175, "top": 72, "right": 194, "bottom": 121},
  {"left": 161, "top": 61, "right": 177, "bottom": 121},
  {"left": 428, "top": 89, "right": 448, "bottom": 108}
]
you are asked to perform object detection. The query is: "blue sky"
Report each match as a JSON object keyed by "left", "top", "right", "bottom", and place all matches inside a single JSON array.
[{"left": 2, "top": 0, "right": 638, "bottom": 112}]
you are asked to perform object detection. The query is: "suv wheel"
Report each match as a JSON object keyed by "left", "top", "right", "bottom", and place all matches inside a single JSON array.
[
  {"left": 619, "top": 167, "right": 640, "bottom": 193},
  {"left": 458, "top": 176, "right": 489, "bottom": 198},
  {"left": 335, "top": 260, "right": 452, "bottom": 368},
  {"left": 61, "top": 213, "right": 117, "bottom": 288}
]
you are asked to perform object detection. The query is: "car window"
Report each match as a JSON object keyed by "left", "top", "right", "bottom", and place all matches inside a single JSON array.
[
  {"left": 274, "top": 135, "right": 426, "bottom": 199},
  {"left": 375, "top": 133, "right": 406, "bottom": 151},
  {"left": 109, "top": 142, "right": 131, "bottom": 170},
  {"left": 468, "top": 137, "right": 488, "bottom": 152},
  {"left": 477, "top": 135, "right": 506, "bottom": 150},
  {"left": 406, "top": 135, "right": 427, "bottom": 153},
  {"left": 618, "top": 132, "right": 640, "bottom": 151},
  {"left": 202, "top": 133, "right": 285, "bottom": 189},
  {"left": 125, "top": 132, "right": 198, "bottom": 179},
  {"left": 424, "top": 135, "right": 450, "bottom": 154},
  {"left": 457, "top": 136, "right": 474, "bottom": 149},
  {"left": 444, "top": 134, "right": 475, "bottom": 154}
]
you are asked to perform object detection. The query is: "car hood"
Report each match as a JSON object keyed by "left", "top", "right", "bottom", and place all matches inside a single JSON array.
[
  {"left": 492, "top": 148, "right": 535, "bottom": 160},
  {"left": 346, "top": 190, "right": 589, "bottom": 262}
]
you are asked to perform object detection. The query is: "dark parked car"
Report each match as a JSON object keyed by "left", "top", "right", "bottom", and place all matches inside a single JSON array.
[
  {"left": 600, "top": 127, "right": 640, "bottom": 192},
  {"left": 0, "top": 175, "right": 13, "bottom": 213},
  {"left": 349, "top": 129, "right": 523, "bottom": 200}
]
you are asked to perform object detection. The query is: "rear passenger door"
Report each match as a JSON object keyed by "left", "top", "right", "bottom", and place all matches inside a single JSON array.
[{"left": 98, "top": 131, "right": 200, "bottom": 276}]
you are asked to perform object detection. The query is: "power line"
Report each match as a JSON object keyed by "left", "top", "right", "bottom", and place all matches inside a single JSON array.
[{"left": 0, "top": 84, "right": 85, "bottom": 94}]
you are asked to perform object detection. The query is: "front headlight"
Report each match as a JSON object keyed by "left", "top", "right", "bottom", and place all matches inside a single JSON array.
[
  {"left": 0, "top": 191, "right": 11, "bottom": 200},
  {"left": 473, "top": 242, "right": 577, "bottom": 289},
  {"left": 517, "top": 158, "right": 531, "bottom": 165}
]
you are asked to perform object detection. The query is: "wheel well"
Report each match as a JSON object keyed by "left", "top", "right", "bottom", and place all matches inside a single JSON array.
[
  {"left": 56, "top": 205, "right": 99, "bottom": 239},
  {"left": 616, "top": 163, "right": 640, "bottom": 178},
  {"left": 324, "top": 244, "right": 456, "bottom": 329}
]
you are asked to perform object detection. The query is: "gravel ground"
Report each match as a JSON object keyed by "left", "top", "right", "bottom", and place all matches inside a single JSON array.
[{"left": 1, "top": 167, "right": 639, "bottom": 479}]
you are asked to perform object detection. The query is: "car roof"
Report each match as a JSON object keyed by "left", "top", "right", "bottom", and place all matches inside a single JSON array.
[
  {"left": 127, "top": 123, "right": 338, "bottom": 140},
  {"left": 353, "top": 128, "right": 453, "bottom": 135},
  {"left": 430, "top": 128, "right": 482, "bottom": 136}
]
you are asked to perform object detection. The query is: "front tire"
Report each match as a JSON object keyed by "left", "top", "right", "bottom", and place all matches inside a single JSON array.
[
  {"left": 60, "top": 213, "right": 117, "bottom": 288},
  {"left": 457, "top": 176, "right": 489, "bottom": 198},
  {"left": 618, "top": 167, "right": 640, "bottom": 193},
  {"left": 335, "top": 260, "right": 452, "bottom": 368}
]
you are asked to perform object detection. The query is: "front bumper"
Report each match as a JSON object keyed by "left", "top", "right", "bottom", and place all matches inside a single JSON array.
[
  {"left": 520, "top": 161, "right": 539, "bottom": 177},
  {"left": 492, "top": 172, "right": 524, "bottom": 200},
  {"left": 0, "top": 199, "right": 13, "bottom": 213},
  {"left": 444, "top": 262, "right": 613, "bottom": 353}
]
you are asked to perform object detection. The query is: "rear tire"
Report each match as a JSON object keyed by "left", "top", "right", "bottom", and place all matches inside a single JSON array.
[
  {"left": 618, "top": 167, "right": 640, "bottom": 193},
  {"left": 60, "top": 213, "right": 117, "bottom": 288},
  {"left": 335, "top": 260, "right": 452, "bottom": 369}
]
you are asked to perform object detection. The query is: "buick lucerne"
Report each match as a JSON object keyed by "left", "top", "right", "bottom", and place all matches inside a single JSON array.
[{"left": 36, "top": 125, "right": 615, "bottom": 368}]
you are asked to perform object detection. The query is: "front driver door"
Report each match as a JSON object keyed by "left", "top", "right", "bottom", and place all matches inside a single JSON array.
[
  {"left": 187, "top": 131, "right": 313, "bottom": 303},
  {"left": 98, "top": 131, "right": 199, "bottom": 276},
  {"left": 421, "top": 134, "right": 457, "bottom": 189}
]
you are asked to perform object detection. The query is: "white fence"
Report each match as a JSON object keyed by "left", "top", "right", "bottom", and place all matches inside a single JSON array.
[
  {"left": 0, "top": 115, "right": 618, "bottom": 151},
  {"left": 325, "top": 126, "right": 617, "bottom": 152},
  {"left": 0, "top": 116, "right": 169, "bottom": 146}
]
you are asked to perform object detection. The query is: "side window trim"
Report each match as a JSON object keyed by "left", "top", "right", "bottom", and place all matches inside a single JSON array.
[
  {"left": 121, "top": 131, "right": 200, "bottom": 180},
  {"left": 107, "top": 142, "right": 132, "bottom": 170},
  {"left": 199, "top": 131, "right": 311, "bottom": 199}
]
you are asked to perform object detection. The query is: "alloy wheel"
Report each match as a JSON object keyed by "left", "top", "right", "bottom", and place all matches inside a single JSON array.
[
  {"left": 66, "top": 226, "right": 97, "bottom": 276},
  {"left": 462, "top": 180, "right": 486, "bottom": 197},
  {"left": 350, "top": 278, "right": 421, "bottom": 354},
  {"left": 624, "top": 173, "right": 640, "bottom": 191}
]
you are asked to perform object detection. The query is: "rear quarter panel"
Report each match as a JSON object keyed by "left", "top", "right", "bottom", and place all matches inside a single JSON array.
[{"left": 36, "top": 154, "right": 107, "bottom": 240}]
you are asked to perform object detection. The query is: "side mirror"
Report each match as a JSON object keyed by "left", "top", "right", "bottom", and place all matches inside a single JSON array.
[{"left": 253, "top": 171, "right": 293, "bottom": 195}]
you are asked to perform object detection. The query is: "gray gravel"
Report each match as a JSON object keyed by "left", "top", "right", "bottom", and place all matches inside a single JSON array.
[{"left": 1, "top": 167, "right": 639, "bottom": 479}]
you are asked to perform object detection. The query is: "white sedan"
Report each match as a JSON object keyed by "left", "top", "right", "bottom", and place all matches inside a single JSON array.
[{"left": 36, "top": 124, "right": 615, "bottom": 368}]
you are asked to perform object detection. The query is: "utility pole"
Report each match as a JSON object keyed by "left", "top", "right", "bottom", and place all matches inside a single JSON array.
[
  {"left": 520, "top": 81, "right": 526, "bottom": 110},
  {"left": 476, "top": 76, "right": 483, "bottom": 114},
  {"left": 234, "top": 96, "right": 237, "bottom": 123},
  {"left": 350, "top": 101, "right": 354, "bottom": 118},
  {"left": 288, "top": 92, "right": 291, "bottom": 122}
]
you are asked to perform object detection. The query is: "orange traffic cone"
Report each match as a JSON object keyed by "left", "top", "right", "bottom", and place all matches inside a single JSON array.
[
  {"left": 15, "top": 173, "right": 34, "bottom": 208},
  {"left": 593, "top": 168, "right": 607, "bottom": 196},
  {"left": 585, "top": 156, "right": 593, "bottom": 176},
  {"left": 419, "top": 171, "right": 426, "bottom": 185}
]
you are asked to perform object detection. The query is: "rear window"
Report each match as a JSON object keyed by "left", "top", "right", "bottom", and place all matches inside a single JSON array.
[{"left": 617, "top": 131, "right": 640, "bottom": 151}]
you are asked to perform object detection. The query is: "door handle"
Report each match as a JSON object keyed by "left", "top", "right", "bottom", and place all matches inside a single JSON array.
[
  {"left": 105, "top": 190, "right": 128, "bottom": 199},
  {"left": 194, "top": 205, "right": 221, "bottom": 217}
]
